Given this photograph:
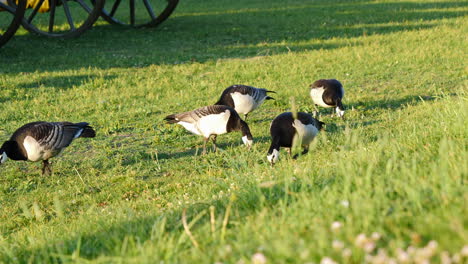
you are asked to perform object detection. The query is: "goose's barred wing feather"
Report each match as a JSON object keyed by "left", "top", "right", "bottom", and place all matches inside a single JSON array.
[
  {"left": 12, "top": 122, "right": 95, "bottom": 150},
  {"left": 167, "top": 105, "right": 232, "bottom": 123}
]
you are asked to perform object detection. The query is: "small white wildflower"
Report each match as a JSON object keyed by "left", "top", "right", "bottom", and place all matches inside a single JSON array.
[
  {"left": 342, "top": 248, "right": 352, "bottom": 258},
  {"left": 252, "top": 253, "right": 267, "bottom": 264},
  {"left": 396, "top": 248, "right": 411, "bottom": 263},
  {"left": 460, "top": 245, "right": 468, "bottom": 256},
  {"left": 332, "top": 240, "right": 344, "bottom": 251},
  {"left": 407, "top": 246, "right": 416, "bottom": 256},
  {"left": 452, "top": 253, "right": 461, "bottom": 263},
  {"left": 371, "top": 249, "right": 388, "bottom": 264},
  {"left": 355, "top": 233, "right": 367, "bottom": 247},
  {"left": 340, "top": 200, "right": 350, "bottom": 208},
  {"left": 414, "top": 248, "right": 433, "bottom": 264},
  {"left": 440, "top": 251, "right": 452, "bottom": 264},
  {"left": 331, "top": 221, "right": 342, "bottom": 232},
  {"left": 427, "top": 240, "right": 438, "bottom": 251},
  {"left": 371, "top": 232, "right": 381, "bottom": 241},
  {"left": 320, "top": 257, "right": 337, "bottom": 264},
  {"left": 363, "top": 241, "right": 376, "bottom": 253},
  {"left": 365, "top": 254, "right": 373, "bottom": 263}
]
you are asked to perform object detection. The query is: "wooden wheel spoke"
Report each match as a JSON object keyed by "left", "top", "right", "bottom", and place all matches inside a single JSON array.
[
  {"left": 62, "top": 0, "right": 76, "bottom": 30},
  {"left": 129, "top": 0, "right": 135, "bottom": 26},
  {"left": 27, "top": 0, "right": 46, "bottom": 23},
  {"left": 143, "top": 0, "right": 156, "bottom": 20},
  {"left": 0, "top": 2, "right": 16, "bottom": 13},
  {"left": 48, "top": 0, "right": 57, "bottom": 33},
  {"left": 76, "top": 0, "right": 92, "bottom": 14},
  {"left": 109, "top": 0, "right": 121, "bottom": 17}
]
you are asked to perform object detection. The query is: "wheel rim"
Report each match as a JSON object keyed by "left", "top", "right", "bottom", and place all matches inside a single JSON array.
[
  {"left": 22, "top": 0, "right": 105, "bottom": 38},
  {"left": 0, "top": 0, "right": 26, "bottom": 47},
  {"left": 99, "top": 0, "right": 178, "bottom": 27}
]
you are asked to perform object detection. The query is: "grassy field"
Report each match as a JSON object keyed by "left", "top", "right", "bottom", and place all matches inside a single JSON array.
[{"left": 0, "top": 0, "right": 467, "bottom": 263}]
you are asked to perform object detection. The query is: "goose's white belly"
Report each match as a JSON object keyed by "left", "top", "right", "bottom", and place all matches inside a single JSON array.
[
  {"left": 178, "top": 110, "right": 230, "bottom": 138},
  {"left": 310, "top": 87, "right": 330, "bottom": 108},
  {"left": 23, "top": 136, "right": 57, "bottom": 161},
  {"left": 178, "top": 122, "right": 201, "bottom": 136},
  {"left": 292, "top": 120, "right": 319, "bottom": 147},
  {"left": 197, "top": 111, "right": 230, "bottom": 137},
  {"left": 231, "top": 92, "right": 258, "bottom": 114}
]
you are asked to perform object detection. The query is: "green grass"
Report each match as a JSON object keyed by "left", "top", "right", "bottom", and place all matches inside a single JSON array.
[{"left": 0, "top": 0, "right": 467, "bottom": 263}]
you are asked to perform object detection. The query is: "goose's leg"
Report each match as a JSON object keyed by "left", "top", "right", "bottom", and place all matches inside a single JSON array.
[
  {"left": 42, "top": 160, "right": 52, "bottom": 175},
  {"left": 202, "top": 136, "right": 210, "bottom": 155},
  {"left": 212, "top": 135, "right": 218, "bottom": 152},
  {"left": 313, "top": 105, "right": 319, "bottom": 118},
  {"left": 302, "top": 146, "right": 309, "bottom": 155},
  {"left": 244, "top": 113, "right": 249, "bottom": 121}
]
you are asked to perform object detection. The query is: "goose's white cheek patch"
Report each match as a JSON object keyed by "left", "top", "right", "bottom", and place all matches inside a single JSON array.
[
  {"left": 0, "top": 152, "right": 8, "bottom": 164},
  {"left": 242, "top": 136, "right": 253, "bottom": 147},
  {"left": 267, "top": 149, "right": 279, "bottom": 164},
  {"left": 336, "top": 107, "right": 345, "bottom": 117}
]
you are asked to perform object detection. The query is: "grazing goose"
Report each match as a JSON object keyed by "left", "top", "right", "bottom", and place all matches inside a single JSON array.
[
  {"left": 0, "top": 121, "right": 96, "bottom": 175},
  {"left": 267, "top": 112, "right": 324, "bottom": 165},
  {"left": 215, "top": 84, "right": 275, "bottom": 120},
  {"left": 310, "top": 79, "right": 345, "bottom": 118},
  {"left": 165, "top": 105, "right": 253, "bottom": 154}
]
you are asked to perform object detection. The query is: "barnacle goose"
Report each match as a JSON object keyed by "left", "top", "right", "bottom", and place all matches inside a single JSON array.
[
  {"left": 165, "top": 105, "right": 253, "bottom": 154},
  {"left": 215, "top": 84, "right": 275, "bottom": 120},
  {"left": 0, "top": 122, "right": 96, "bottom": 175},
  {"left": 310, "top": 79, "right": 345, "bottom": 118},
  {"left": 267, "top": 112, "right": 324, "bottom": 165}
]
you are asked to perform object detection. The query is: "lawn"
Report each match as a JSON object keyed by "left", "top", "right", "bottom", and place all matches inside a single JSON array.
[{"left": 0, "top": 0, "right": 467, "bottom": 263}]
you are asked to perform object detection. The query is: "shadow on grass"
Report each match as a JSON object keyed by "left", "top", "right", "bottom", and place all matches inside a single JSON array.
[
  {"left": 1, "top": 0, "right": 466, "bottom": 73},
  {"left": 5, "top": 73, "right": 118, "bottom": 90},
  {"left": 353, "top": 94, "right": 437, "bottom": 111}
]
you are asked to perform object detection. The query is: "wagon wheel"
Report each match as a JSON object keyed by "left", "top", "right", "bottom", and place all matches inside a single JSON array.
[
  {"left": 98, "top": 0, "right": 178, "bottom": 27},
  {"left": 0, "top": 0, "right": 26, "bottom": 47},
  {"left": 21, "top": 0, "right": 105, "bottom": 38}
]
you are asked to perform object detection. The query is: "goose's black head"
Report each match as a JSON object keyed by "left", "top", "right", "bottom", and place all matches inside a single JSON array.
[
  {"left": 226, "top": 108, "right": 254, "bottom": 148},
  {"left": 316, "top": 120, "right": 326, "bottom": 131}
]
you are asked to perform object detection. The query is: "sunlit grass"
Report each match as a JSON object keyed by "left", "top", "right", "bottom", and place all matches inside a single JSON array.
[{"left": 0, "top": 0, "right": 467, "bottom": 263}]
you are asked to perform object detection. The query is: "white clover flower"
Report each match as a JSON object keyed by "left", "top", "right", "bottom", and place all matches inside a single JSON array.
[
  {"left": 426, "top": 240, "right": 438, "bottom": 251},
  {"left": 355, "top": 233, "right": 367, "bottom": 247},
  {"left": 331, "top": 221, "right": 342, "bottom": 232},
  {"left": 440, "top": 251, "right": 452, "bottom": 264},
  {"left": 396, "top": 248, "right": 411, "bottom": 263},
  {"left": 340, "top": 200, "right": 350, "bottom": 208},
  {"left": 252, "top": 253, "right": 267, "bottom": 264},
  {"left": 332, "top": 240, "right": 344, "bottom": 251},
  {"left": 452, "top": 253, "right": 461, "bottom": 263},
  {"left": 363, "top": 241, "right": 376, "bottom": 253},
  {"left": 342, "top": 248, "right": 352, "bottom": 258},
  {"left": 371, "top": 232, "right": 381, "bottom": 241},
  {"left": 460, "top": 245, "right": 468, "bottom": 256},
  {"left": 320, "top": 257, "right": 337, "bottom": 264}
]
